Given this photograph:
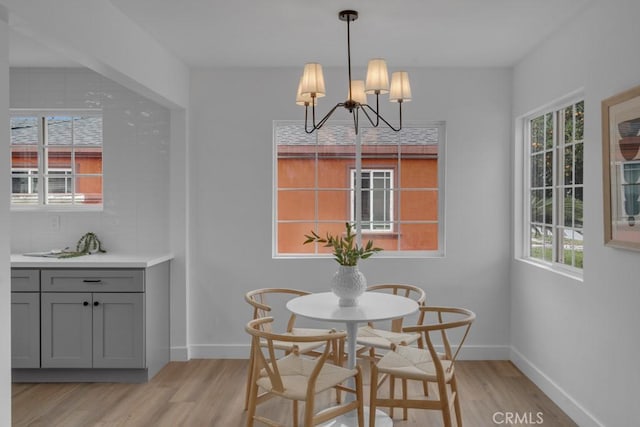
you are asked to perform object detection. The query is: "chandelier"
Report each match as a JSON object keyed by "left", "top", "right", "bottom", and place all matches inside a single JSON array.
[{"left": 296, "top": 10, "right": 412, "bottom": 135}]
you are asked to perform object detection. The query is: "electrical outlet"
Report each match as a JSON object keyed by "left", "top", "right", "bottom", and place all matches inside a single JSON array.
[{"left": 50, "top": 215, "right": 60, "bottom": 231}]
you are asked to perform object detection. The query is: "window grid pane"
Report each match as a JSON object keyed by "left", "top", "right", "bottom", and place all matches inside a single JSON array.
[
  {"left": 275, "top": 122, "right": 441, "bottom": 255},
  {"left": 10, "top": 114, "right": 103, "bottom": 208},
  {"left": 357, "top": 170, "right": 393, "bottom": 231},
  {"left": 527, "top": 100, "right": 583, "bottom": 270}
]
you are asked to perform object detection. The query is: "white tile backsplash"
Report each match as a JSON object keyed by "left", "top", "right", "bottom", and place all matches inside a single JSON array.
[{"left": 10, "top": 68, "right": 171, "bottom": 255}]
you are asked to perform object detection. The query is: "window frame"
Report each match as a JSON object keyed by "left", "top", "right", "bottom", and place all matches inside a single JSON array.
[
  {"left": 273, "top": 120, "right": 446, "bottom": 259},
  {"left": 10, "top": 109, "right": 103, "bottom": 211},
  {"left": 350, "top": 168, "right": 395, "bottom": 233},
  {"left": 522, "top": 95, "right": 584, "bottom": 276},
  {"left": 11, "top": 167, "right": 39, "bottom": 195}
]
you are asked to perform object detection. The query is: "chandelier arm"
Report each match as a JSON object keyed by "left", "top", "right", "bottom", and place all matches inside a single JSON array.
[
  {"left": 362, "top": 103, "right": 403, "bottom": 132},
  {"left": 353, "top": 108, "right": 359, "bottom": 135},
  {"left": 360, "top": 104, "right": 378, "bottom": 128},
  {"left": 373, "top": 93, "right": 381, "bottom": 126},
  {"left": 317, "top": 103, "right": 346, "bottom": 129},
  {"left": 305, "top": 102, "right": 346, "bottom": 134},
  {"left": 304, "top": 101, "right": 322, "bottom": 133},
  {"left": 303, "top": 100, "right": 318, "bottom": 133},
  {"left": 304, "top": 104, "right": 312, "bottom": 133}
]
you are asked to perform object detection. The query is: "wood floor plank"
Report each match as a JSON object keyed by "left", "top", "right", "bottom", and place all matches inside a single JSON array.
[{"left": 12, "top": 360, "right": 577, "bottom": 426}]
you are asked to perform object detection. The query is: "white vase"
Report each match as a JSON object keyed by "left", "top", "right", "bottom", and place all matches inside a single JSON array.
[{"left": 331, "top": 265, "right": 367, "bottom": 307}]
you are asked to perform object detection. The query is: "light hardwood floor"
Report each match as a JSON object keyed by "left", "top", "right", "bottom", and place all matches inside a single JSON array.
[{"left": 12, "top": 360, "right": 577, "bottom": 427}]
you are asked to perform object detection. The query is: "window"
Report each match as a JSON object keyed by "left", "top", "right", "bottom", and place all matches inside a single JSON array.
[
  {"left": 274, "top": 121, "right": 444, "bottom": 257},
  {"left": 10, "top": 112, "right": 103, "bottom": 208},
  {"left": 48, "top": 169, "right": 73, "bottom": 194},
  {"left": 11, "top": 168, "right": 38, "bottom": 196},
  {"left": 351, "top": 169, "right": 394, "bottom": 231},
  {"left": 525, "top": 99, "right": 584, "bottom": 270}
]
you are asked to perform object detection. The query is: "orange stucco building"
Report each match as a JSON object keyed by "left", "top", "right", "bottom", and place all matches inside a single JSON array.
[
  {"left": 277, "top": 143, "right": 439, "bottom": 254},
  {"left": 11, "top": 149, "right": 103, "bottom": 203}
]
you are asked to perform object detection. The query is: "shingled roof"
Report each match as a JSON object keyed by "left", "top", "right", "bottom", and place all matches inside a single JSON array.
[
  {"left": 10, "top": 116, "right": 103, "bottom": 146},
  {"left": 275, "top": 123, "right": 439, "bottom": 145}
]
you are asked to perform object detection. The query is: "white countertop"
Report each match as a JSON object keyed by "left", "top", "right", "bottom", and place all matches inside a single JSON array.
[{"left": 11, "top": 253, "right": 173, "bottom": 268}]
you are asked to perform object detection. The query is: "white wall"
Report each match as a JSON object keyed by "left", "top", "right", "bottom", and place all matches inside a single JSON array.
[
  {"left": 0, "top": 0, "right": 189, "bottom": 109},
  {"left": 188, "top": 66, "right": 513, "bottom": 358},
  {"left": 1, "top": 0, "right": 193, "bottom": 367},
  {"left": 10, "top": 68, "right": 171, "bottom": 255},
  {"left": 0, "top": 6, "right": 11, "bottom": 425},
  {"left": 511, "top": 1, "right": 640, "bottom": 426}
]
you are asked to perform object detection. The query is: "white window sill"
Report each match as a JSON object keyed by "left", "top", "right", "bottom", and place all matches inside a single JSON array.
[
  {"left": 274, "top": 250, "right": 445, "bottom": 260},
  {"left": 11, "top": 205, "right": 103, "bottom": 213},
  {"left": 515, "top": 257, "right": 584, "bottom": 282}
]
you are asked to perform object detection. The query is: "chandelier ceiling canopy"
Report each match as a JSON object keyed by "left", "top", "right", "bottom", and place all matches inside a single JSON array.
[{"left": 296, "top": 10, "right": 412, "bottom": 135}]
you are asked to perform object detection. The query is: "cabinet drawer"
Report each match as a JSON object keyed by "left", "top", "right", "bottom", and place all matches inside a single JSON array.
[
  {"left": 11, "top": 269, "right": 40, "bottom": 292},
  {"left": 41, "top": 269, "right": 144, "bottom": 292}
]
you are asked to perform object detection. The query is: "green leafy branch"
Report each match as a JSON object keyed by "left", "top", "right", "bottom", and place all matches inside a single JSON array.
[{"left": 303, "top": 222, "right": 382, "bottom": 266}]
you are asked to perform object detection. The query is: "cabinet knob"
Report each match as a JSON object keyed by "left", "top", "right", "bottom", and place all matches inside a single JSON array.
[
  {"left": 83, "top": 301, "right": 89, "bottom": 306},
  {"left": 94, "top": 301, "right": 100, "bottom": 306}
]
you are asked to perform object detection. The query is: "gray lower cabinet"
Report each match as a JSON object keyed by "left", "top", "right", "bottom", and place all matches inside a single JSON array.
[
  {"left": 41, "top": 292, "right": 144, "bottom": 369},
  {"left": 11, "top": 293, "right": 40, "bottom": 368},
  {"left": 12, "top": 262, "right": 169, "bottom": 383},
  {"left": 11, "top": 269, "right": 40, "bottom": 369}
]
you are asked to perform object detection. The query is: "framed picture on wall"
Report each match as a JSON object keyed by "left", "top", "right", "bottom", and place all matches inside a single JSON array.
[{"left": 602, "top": 84, "right": 640, "bottom": 251}]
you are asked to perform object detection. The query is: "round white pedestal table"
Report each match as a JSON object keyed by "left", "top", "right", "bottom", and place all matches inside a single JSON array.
[{"left": 286, "top": 291, "right": 419, "bottom": 427}]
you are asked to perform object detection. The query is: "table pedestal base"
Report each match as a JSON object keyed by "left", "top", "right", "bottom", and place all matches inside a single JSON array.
[{"left": 319, "top": 407, "right": 393, "bottom": 427}]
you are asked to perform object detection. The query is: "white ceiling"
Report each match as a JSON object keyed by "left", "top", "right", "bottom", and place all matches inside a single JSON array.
[{"left": 9, "top": 0, "right": 592, "bottom": 68}]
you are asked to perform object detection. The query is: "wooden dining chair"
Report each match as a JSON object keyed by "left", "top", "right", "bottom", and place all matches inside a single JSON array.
[
  {"left": 245, "top": 317, "right": 364, "bottom": 427},
  {"left": 352, "top": 284, "right": 428, "bottom": 417},
  {"left": 244, "top": 288, "right": 343, "bottom": 410},
  {"left": 356, "top": 283, "right": 427, "bottom": 359},
  {"left": 368, "top": 306, "right": 476, "bottom": 427}
]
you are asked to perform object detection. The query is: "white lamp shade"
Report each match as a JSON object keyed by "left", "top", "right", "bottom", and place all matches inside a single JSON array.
[
  {"left": 296, "top": 77, "right": 316, "bottom": 106},
  {"left": 389, "top": 71, "right": 412, "bottom": 102},
  {"left": 365, "top": 58, "right": 389, "bottom": 94},
  {"left": 349, "top": 80, "right": 367, "bottom": 105},
  {"left": 300, "top": 63, "right": 326, "bottom": 98}
]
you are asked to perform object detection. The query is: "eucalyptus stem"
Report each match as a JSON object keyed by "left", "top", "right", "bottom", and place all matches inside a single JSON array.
[{"left": 303, "top": 222, "right": 382, "bottom": 266}]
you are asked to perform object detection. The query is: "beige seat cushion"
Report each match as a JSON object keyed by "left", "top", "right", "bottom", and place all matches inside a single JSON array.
[
  {"left": 257, "top": 353, "right": 357, "bottom": 401},
  {"left": 376, "top": 345, "right": 454, "bottom": 382},
  {"left": 356, "top": 325, "right": 421, "bottom": 349}
]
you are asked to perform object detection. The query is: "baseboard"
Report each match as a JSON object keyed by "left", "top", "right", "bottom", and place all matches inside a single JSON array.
[
  {"left": 187, "top": 344, "right": 510, "bottom": 360},
  {"left": 459, "top": 345, "right": 510, "bottom": 360},
  {"left": 189, "top": 344, "right": 250, "bottom": 359},
  {"left": 170, "top": 346, "right": 190, "bottom": 362},
  {"left": 510, "top": 346, "right": 604, "bottom": 427}
]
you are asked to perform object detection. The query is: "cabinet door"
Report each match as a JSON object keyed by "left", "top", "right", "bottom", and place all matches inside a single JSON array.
[
  {"left": 11, "top": 293, "right": 40, "bottom": 368},
  {"left": 92, "top": 293, "right": 144, "bottom": 368},
  {"left": 41, "top": 293, "right": 93, "bottom": 368}
]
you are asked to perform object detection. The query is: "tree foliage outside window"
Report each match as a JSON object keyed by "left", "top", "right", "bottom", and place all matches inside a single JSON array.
[{"left": 527, "top": 100, "right": 584, "bottom": 269}]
